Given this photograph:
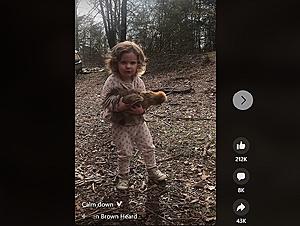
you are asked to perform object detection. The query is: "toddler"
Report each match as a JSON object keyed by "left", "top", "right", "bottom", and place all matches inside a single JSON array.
[{"left": 100, "top": 41, "right": 167, "bottom": 190}]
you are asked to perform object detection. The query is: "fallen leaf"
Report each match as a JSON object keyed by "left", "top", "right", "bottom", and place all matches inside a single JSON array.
[{"left": 207, "top": 185, "right": 215, "bottom": 191}]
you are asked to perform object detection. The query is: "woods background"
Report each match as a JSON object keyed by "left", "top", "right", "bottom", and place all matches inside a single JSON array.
[{"left": 75, "top": 0, "right": 216, "bottom": 67}]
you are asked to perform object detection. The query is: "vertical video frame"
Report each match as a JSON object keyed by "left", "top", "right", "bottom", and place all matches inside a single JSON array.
[{"left": 75, "top": 0, "right": 216, "bottom": 225}]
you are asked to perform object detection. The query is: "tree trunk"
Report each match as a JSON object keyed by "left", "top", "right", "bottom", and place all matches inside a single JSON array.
[
  {"left": 99, "top": 0, "right": 113, "bottom": 48},
  {"left": 75, "top": 0, "right": 80, "bottom": 50},
  {"left": 120, "top": 0, "right": 127, "bottom": 41}
]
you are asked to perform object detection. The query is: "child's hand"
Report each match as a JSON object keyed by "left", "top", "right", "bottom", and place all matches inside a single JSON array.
[
  {"left": 116, "top": 98, "right": 130, "bottom": 112},
  {"left": 129, "top": 104, "right": 145, "bottom": 115}
]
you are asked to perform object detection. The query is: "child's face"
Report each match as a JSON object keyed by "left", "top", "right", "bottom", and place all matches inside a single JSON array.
[{"left": 118, "top": 52, "right": 138, "bottom": 81}]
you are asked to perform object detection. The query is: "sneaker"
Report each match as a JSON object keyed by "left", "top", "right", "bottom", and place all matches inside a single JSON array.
[
  {"left": 148, "top": 168, "right": 167, "bottom": 182},
  {"left": 116, "top": 177, "right": 129, "bottom": 190}
]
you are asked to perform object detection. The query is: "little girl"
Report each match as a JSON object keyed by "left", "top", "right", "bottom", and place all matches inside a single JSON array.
[{"left": 100, "top": 41, "right": 167, "bottom": 190}]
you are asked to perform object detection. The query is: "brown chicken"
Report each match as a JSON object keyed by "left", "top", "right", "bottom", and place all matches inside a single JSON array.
[
  {"left": 122, "top": 90, "right": 167, "bottom": 108},
  {"left": 102, "top": 89, "right": 167, "bottom": 125}
]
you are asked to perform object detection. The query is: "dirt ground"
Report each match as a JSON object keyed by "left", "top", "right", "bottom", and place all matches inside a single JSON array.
[{"left": 75, "top": 52, "right": 216, "bottom": 225}]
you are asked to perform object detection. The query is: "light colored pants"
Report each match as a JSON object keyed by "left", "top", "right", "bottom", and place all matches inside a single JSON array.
[{"left": 111, "top": 122, "right": 157, "bottom": 176}]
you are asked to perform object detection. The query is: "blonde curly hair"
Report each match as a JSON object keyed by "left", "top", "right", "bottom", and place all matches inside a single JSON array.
[{"left": 105, "top": 41, "right": 147, "bottom": 76}]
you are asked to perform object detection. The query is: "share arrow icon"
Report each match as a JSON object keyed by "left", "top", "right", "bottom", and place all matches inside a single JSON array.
[
  {"left": 233, "top": 199, "right": 249, "bottom": 216},
  {"left": 236, "top": 203, "right": 245, "bottom": 211}
]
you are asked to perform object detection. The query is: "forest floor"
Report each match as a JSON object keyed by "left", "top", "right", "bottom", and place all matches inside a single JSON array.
[{"left": 75, "top": 52, "right": 216, "bottom": 225}]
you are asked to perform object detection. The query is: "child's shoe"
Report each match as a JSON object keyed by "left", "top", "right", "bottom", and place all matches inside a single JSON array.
[
  {"left": 148, "top": 168, "right": 167, "bottom": 182},
  {"left": 116, "top": 175, "right": 129, "bottom": 190}
]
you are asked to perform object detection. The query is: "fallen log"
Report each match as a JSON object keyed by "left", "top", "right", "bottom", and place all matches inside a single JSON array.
[{"left": 151, "top": 87, "right": 194, "bottom": 94}]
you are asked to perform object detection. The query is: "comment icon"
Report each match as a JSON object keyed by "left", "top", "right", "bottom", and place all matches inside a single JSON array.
[
  {"left": 237, "top": 172, "right": 246, "bottom": 181},
  {"left": 233, "top": 168, "right": 250, "bottom": 185}
]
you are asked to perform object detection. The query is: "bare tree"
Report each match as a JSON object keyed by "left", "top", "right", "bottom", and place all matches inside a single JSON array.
[
  {"left": 75, "top": 0, "right": 81, "bottom": 50},
  {"left": 120, "top": 0, "right": 127, "bottom": 41},
  {"left": 95, "top": 0, "right": 128, "bottom": 48}
]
